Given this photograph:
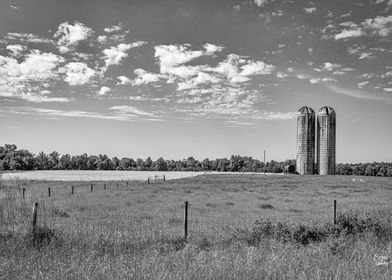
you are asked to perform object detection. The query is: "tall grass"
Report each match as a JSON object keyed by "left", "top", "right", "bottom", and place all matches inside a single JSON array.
[{"left": 1, "top": 175, "right": 392, "bottom": 279}]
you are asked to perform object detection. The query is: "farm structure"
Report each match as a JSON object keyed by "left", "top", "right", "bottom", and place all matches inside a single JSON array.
[{"left": 296, "top": 106, "right": 336, "bottom": 175}]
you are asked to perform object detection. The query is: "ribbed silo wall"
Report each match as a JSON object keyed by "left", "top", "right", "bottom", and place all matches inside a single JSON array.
[
  {"left": 296, "top": 108, "right": 315, "bottom": 175},
  {"left": 316, "top": 108, "right": 336, "bottom": 175}
]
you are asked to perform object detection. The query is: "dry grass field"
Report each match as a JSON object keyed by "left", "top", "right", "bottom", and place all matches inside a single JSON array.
[{"left": 1, "top": 174, "right": 392, "bottom": 279}]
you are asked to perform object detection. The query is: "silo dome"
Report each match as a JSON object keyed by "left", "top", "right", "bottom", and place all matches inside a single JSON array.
[
  {"left": 298, "top": 106, "right": 315, "bottom": 115},
  {"left": 296, "top": 106, "right": 315, "bottom": 175},
  {"left": 317, "top": 106, "right": 335, "bottom": 116},
  {"left": 316, "top": 106, "right": 336, "bottom": 175}
]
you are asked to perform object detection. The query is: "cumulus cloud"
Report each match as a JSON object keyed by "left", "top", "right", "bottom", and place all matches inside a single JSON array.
[
  {"left": 276, "top": 72, "right": 289, "bottom": 78},
  {"left": 254, "top": 0, "right": 269, "bottom": 7},
  {"left": 155, "top": 44, "right": 206, "bottom": 69},
  {"left": 0, "top": 50, "right": 63, "bottom": 81},
  {"left": 358, "top": 81, "right": 369, "bottom": 88},
  {"left": 97, "top": 86, "right": 111, "bottom": 96},
  {"left": 102, "top": 41, "right": 146, "bottom": 71},
  {"left": 177, "top": 72, "right": 220, "bottom": 91},
  {"left": 0, "top": 50, "right": 68, "bottom": 102},
  {"left": 97, "top": 35, "right": 107, "bottom": 44},
  {"left": 209, "top": 54, "right": 274, "bottom": 83},
  {"left": 104, "top": 24, "right": 123, "bottom": 33},
  {"left": 132, "top": 69, "right": 165, "bottom": 85},
  {"left": 61, "top": 62, "right": 95, "bottom": 86},
  {"left": 332, "top": 15, "right": 392, "bottom": 40},
  {"left": 335, "top": 28, "right": 363, "bottom": 40},
  {"left": 204, "top": 43, "right": 224, "bottom": 54},
  {"left": 6, "top": 44, "right": 26, "bottom": 56},
  {"left": 154, "top": 44, "right": 222, "bottom": 79},
  {"left": 304, "top": 7, "right": 316, "bottom": 14},
  {"left": 363, "top": 15, "right": 392, "bottom": 36},
  {"left": 117, "top": 76, "right": 132, "bottom": 85},
  {"left": 54, "top": 21, "right": 94, "bottom": 53},
  {"left": 319, "top": 62, "right": 341, "bottom": 71}
]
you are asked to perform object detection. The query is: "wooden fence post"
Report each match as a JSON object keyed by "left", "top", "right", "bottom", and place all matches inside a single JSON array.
[
  {"left": 91, "top": 184, "right": 93, "bottom": 192},
  {"left": 184, "top": 201, "right": 188, "bottom": 241},
  {"left": 117, "top": 183, "right": 118, "bottom": 188},
  {"left": 22, "top": 188, "right": 25, "bottom": 199},
  {"left": 333, "top": 200, "right": 337, "bottom": 225},
  {"left": 163, "top": 175, "right": 166, "bottom": 182},
  {"left": 104, "top": 183, "right": 106, "bottom": 190},
  {"left": 32, "top": 202, "right": 38, "bottom": 227},
  {"left": 48, "top": 187, "right": 51, "bottom": 198},
  {"left": 147, "top": 178, "right": 150, "bottom": 184},
  {"left": 127, "top": 181, "right": 129, "bottom": 187},
  {"left": 71, "top": 186, "right": 74, "bottom": 194}
]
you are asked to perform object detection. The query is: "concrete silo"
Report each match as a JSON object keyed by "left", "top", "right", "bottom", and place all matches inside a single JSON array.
[
  {"left": 316, "top": 106, "right": 336, "bottom": 175},
  {"left": 296, "top": 106, "right": 315, "bottom": 175}
]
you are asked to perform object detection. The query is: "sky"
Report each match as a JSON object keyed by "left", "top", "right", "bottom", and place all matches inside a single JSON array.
[{"left": 0, "top": 0, "right": 391, "bottom": 163}]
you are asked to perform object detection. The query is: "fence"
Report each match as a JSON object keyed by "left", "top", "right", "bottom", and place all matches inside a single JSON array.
[{"left": 1, "top": 179, "right": 391, "bottom": 245}]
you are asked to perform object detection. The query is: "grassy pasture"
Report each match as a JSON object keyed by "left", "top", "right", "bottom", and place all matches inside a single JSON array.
[{"left": 1, "top": 174, "right": 392, "bottom": 279}]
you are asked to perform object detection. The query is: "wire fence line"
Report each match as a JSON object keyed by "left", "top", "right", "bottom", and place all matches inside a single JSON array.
[{"left": 1, "top": 181, "right": 392, "bottom": 244}]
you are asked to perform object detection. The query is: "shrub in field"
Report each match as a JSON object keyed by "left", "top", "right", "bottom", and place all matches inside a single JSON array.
[{"left": 233, "top": 212, "right": 392, "bottom": 247}]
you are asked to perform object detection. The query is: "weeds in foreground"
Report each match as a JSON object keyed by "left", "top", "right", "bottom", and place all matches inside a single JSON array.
[{"left": 233, "top": 211, "right": 392, "bottom": 246}]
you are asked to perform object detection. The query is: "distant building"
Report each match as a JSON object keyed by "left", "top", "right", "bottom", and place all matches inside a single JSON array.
[
  {"left": 296, "top": 106, "right": 315, "bottom": 175},
  {"left": 284, "top": 164, "right": 296, "bottom": 174},
  {"left": 316, "top": 106, "right": 336, "bottom": 175}
]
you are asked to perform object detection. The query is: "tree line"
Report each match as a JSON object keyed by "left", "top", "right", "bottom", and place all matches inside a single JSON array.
[{"left": 0, "top": 144, "right": 391, "bottom": 176}]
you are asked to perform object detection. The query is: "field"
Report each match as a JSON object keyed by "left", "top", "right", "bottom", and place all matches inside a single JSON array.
[
  {"left": 0, "top": 170, "right": 205, "bottom": 181},
  {"left": 1, "top": 174, "right": 392, "bottom": 279}
]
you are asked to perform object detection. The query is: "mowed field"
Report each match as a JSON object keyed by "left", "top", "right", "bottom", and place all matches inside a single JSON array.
[{"left": 1, "top": 174, "right": 392, "bottom": 279}]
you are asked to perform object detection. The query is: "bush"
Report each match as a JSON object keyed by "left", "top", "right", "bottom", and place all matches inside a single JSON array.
[{"left": 233, "top": 212, "right": 392, "bottom": 246}]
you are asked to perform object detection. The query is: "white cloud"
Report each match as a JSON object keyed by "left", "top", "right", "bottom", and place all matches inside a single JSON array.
[
  {"left": 61, "top": 62, "right": 95, "bottom": 86},
  {"left": 310, "top": 78, "right": 320, "bottom": 84},
  {"left": 209, "top": 54, "right": 274, "bottom": 83},
  {"left": 6, "top": 44, "right": 26, "bottom": 56},
  {"left": 5, "top": 107, "right": 138, "bottom": 121},
  {"left": 109, "top": 105, "right": 158, "bottom": 118},
  {"left": 177, "top": 72, "right": 220, "bottom": 91},
  {"left": 358, "top": 81, "right": 369, "bottom": 88},
  {"left": 358, "top": 52, "right": 375, "bottom": 60},
  {"left": 132, "top": 69, "right": 165, "bottom": 85},
  {"left": 335, "top": 28, "right": 363, "bottom": 40},
  {"left": 322, "top": 62, "right": 341, "bottom": 71},
  {"left": 0, "top": 50, "right": 69, "bottom": 102},
  {"left": 5, "top": 32, "right": 52, "bottom": 44},
  {"left": 383, "top": 88, "right": 392, "bottom": 92},
  {"left": 326, "top": 84, "right": 391, "bottom": 101},
  {"left": 102, "top": 41, "right": 145, "bottom": 71},
  {"left": 155, "top": 44, "right": 205, "bottom": 69},
  {"left": 204, "top": 43, "right": 224, "bottom": 54},
  {"left": 304, "top": 7, "right": 316, "bottom": 14},
  {"left": 240, "top": 61, "right": 275, "bottom": 76},
  {"left": 0, "top": 50, "right": 63, "bottom": 81},
  {"left": 97, "top": 35, "right": 107, "bottom": 43},
  {"left": 54, "top": 21, "right": 94, "bottom": 53},
  {"left": 276, "top": 72, "right": 289, "bottom": 78},
  {"left": 254, "top": 0, "right": 268, "bottom": 7},
  {"left": 98, "top": 86, "right": 111, "bottom": 96},
  {"left": 104, "top": 24, "right": 123, "bottom": 33},
  {"left": 363, "top": 15, "right": 392, "bottom": 36},
  {"left": 117, "top": 76, "right": 132, "bottom": 85}
]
